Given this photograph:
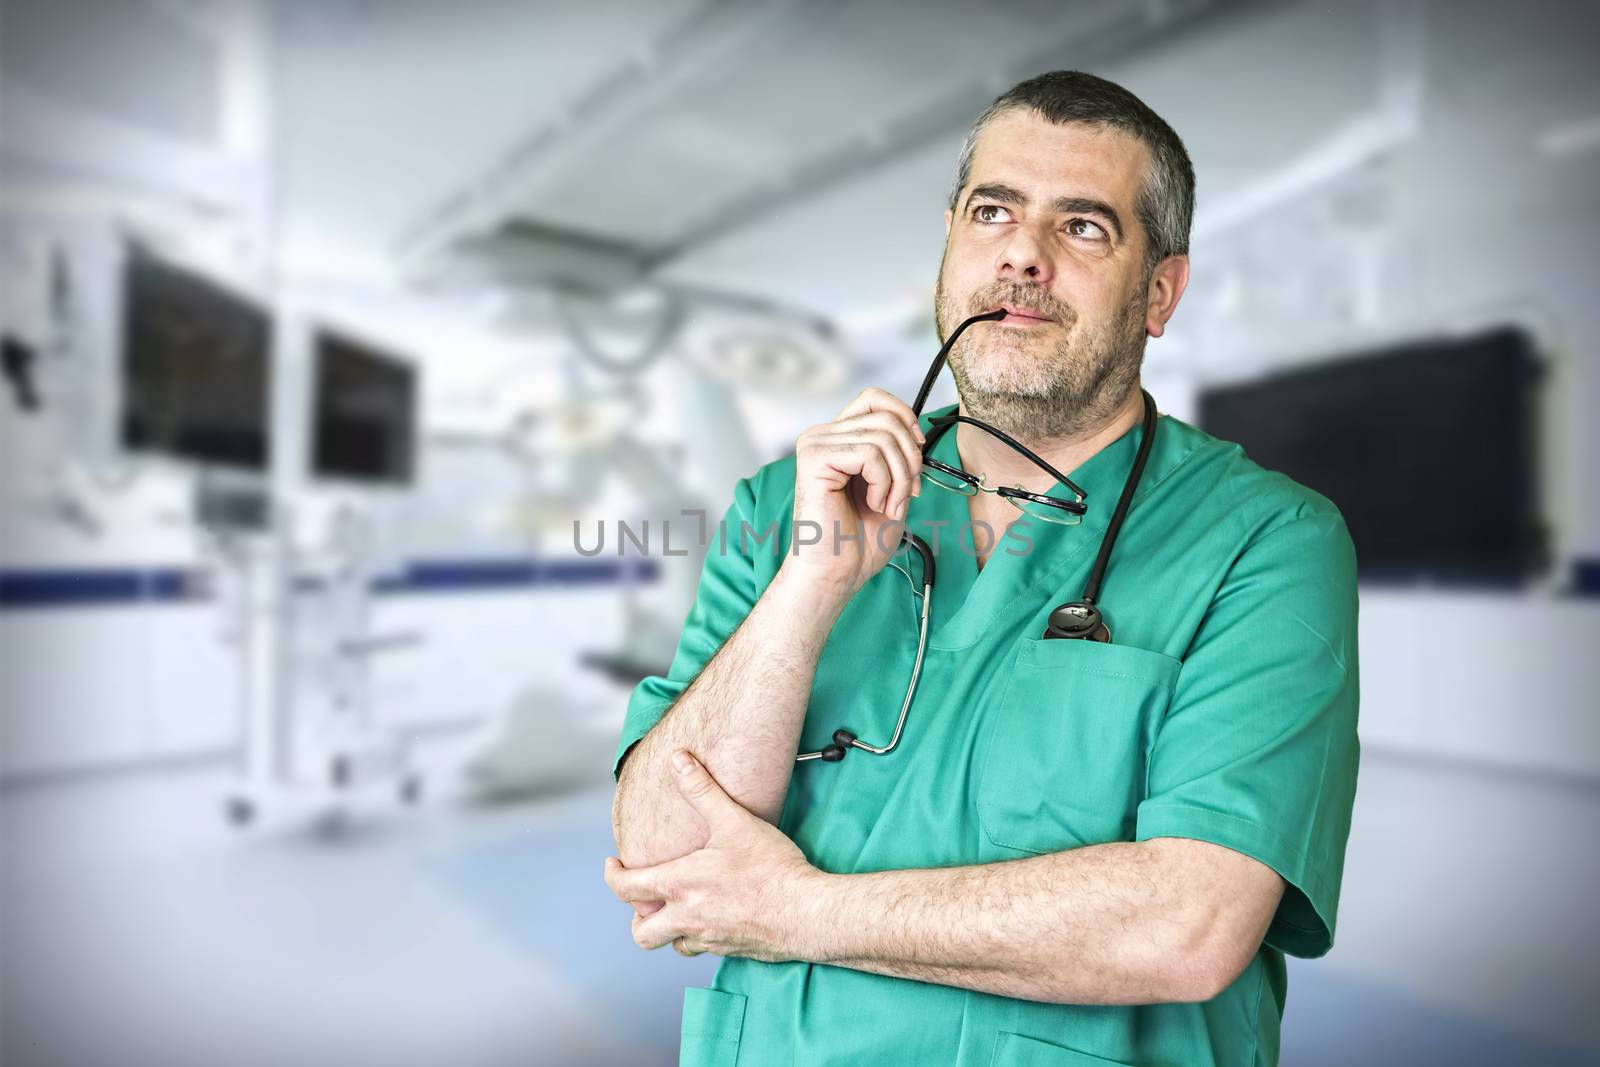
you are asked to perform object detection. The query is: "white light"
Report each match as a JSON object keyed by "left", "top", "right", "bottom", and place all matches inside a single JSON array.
[{"left": 1536, "top": 115, "right": 1600, "bottom": 158}]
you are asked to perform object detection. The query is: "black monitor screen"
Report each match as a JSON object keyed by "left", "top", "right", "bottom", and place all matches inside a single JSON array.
[
  {"left": 121, "top": 253, "right": 272, "bottom": 470},
  {"left": 311, "top": 331, "right": 416, "bottom": 485},
  {"left": 1198, "top": 327, "right": 1546, "bottom": 587}
]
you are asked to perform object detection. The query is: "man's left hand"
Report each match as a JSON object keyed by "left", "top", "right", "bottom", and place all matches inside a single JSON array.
[{"left": 604, "top": 749, "right": 825, "bottom": 961}]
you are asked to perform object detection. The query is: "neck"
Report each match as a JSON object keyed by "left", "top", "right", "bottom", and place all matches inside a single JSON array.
[{"left": 953, "top": 383, "right": 1146, "bottom": 493}]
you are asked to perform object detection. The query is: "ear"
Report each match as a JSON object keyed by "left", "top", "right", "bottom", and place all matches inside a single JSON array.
[
  {"left": 943, "top": 208, "right": 952, "bottom": 238},
  {"left": 1144, "top": 254, "right": 1190, "bottom": 339}
]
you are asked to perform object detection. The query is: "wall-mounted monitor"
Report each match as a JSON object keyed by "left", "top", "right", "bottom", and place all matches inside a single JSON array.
[
  {"left": 1198, "top": 326, "right": 1547, "bottom": 588},
  {"left": 310, "top": 330, "right": 416, "bottom": 486},
  {"left": 120, "top": 251, "right": 272, "bottom": 471}
]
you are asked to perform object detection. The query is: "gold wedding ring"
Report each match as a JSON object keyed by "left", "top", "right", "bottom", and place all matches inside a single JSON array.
[{"left": 673, "top": 937, "right": 703, "bottom": 957}]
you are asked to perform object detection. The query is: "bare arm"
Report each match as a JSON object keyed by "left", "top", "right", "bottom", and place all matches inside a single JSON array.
[
  {"left": 611, "top": 569, "right": 842, "bottom": 868},
  {"left": 802, "top": 837, "right": 1285, "bottom": 1004},
  {"left": 612, "top": 387, "right": 928, "bottom": 870},
  {"left": 611, "top": 755, "right": 1288, "bottom": 1003}
]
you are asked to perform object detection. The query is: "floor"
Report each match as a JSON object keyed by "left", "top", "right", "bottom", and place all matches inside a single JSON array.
[{"left": 2, "top": 742, "right": 1597, "bottom": 1067}]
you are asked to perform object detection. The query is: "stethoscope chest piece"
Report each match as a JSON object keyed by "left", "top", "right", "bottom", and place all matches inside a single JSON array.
[{"left": 1044, "top": 601, "right": 1111, "bottom": 643}]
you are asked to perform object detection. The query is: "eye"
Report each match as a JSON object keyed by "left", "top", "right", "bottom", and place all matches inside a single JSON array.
[
  {"left": 1065, "top": 218, "right": 1108, "bottom": 242},
  {"left": 971, "top": 204, "right": 1013, "bottom": 224}
]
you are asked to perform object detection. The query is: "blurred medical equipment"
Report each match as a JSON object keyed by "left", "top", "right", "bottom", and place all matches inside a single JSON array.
[
  {"left": 223, "top": 328, "right": 426, "bottom": 825},
  {"left": 121, "top": 248, "right": 272, "bottom": 471},
  {"left": 202, "top": 491, "right": 425, "bottom": 827},
  {"left": 310, "top": 328, "right": 418, "bottom": 486},
  {"left": 425, "top": 232, "right": 846, "bottom": 796},
  {"left": 453, "top": 370, "right": 763, "bottom": 799},
  {"left": 422, "top": 219, "right": 849, "bottom": 396},
  {"left": 1199, "top": 326, "right": 1549, "bottom": 587},
  {"left": 2, "top": 333, "right": 42, "bottom": 410},
  {"left": 100, "top": 243, "right": 429, "bottom": 823}
]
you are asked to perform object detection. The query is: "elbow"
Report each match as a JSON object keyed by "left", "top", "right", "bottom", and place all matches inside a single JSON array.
[
  {"left": 1153, "top": 891, "right": 1258, "bottom": 1003},
  {"left": 610, "top": 756, "right": 711, "bottom": 868},
  {"left": 611, "top": 763, "right": 654, "bottom": 864},
  {"left": 1162, "top": 928, "right": 1255, "bottom": 1004},
  {"left": 610, "top": 782, "right": 628, "bottom": 854}
]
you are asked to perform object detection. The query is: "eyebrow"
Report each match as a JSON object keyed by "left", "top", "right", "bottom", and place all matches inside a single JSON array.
[{"left": 964, "top": 183, "right": 1124, "bottom": 241}]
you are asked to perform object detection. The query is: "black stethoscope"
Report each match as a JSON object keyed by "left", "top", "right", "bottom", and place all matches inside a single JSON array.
[{"left": 797, "top": 308, "right": 1158, "bottom": 764}]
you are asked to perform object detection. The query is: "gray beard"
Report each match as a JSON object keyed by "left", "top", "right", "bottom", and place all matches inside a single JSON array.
[{"left": 934, "top": 286, "right": 1148, "bottom": 442}]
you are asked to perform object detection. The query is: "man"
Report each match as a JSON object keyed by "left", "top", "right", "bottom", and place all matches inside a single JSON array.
[{"left": 606, "top": 70, "right": 1358, "bottom": 1066}]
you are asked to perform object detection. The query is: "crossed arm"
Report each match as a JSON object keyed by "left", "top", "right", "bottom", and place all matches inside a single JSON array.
[
  {"left": 608, "top": 538, "right": 1285, "bottom": 1006},
  {"left": 607, "top": 748, "right": 1286, "bottom": 1005}
]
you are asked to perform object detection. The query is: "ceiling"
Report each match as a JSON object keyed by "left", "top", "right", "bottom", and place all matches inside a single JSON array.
[
  {"left": 7, "top": 0, "right": 1597, "bottom": 329},
  {"left": 265, "top": 0, "right": 1272, "bottom": 309}
]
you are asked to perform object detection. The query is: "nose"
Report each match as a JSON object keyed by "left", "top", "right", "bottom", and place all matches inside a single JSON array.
[{"left": 994, "top": 222, "right": 1055, "bottom": 285}]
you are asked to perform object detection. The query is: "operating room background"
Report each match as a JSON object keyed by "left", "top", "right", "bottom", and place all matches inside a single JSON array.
[{"left": 2, "top": 2, "right": 1597, "bottom": 1065}]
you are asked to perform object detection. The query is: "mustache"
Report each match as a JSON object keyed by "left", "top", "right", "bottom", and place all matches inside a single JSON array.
[{"left": 969, "top": 285, "right": 1072, "bottom": 322}]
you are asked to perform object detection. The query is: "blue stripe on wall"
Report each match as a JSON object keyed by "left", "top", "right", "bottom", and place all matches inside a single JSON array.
[
  {"left": 0, "top": 568, "right": 208, "bottom": 609},
  {"left": 375, "top": 557, "right": 659, "bottom": 595},
  {"left": 0, "top": 558, "right": 659, "bottom": 611}
]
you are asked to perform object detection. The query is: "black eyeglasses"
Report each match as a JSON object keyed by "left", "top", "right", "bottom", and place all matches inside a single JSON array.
[{"left": 910, "top": 309, "right": 1087, "bottom": 526}]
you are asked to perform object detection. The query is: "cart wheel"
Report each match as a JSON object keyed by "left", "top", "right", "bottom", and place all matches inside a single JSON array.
[
  {"left": 225, "top": 796, "right": 255, "bottom": 827},
  {"left": 400, "top": 775, "right": 423, "bottom": 805}
]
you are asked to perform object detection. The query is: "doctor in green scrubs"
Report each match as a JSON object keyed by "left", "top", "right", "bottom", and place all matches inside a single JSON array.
[{"left": 606, "top": 70, "right": 1358, "bottom": 1067}]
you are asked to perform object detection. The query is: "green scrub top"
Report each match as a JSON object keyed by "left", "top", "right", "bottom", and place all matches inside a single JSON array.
[{"left": 614, "top": 402, "right": 1360, "bottom": 1067}]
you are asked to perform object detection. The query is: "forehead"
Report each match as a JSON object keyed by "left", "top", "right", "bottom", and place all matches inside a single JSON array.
[{"left": 965, "top": 110, "right": 1147, "bottom": 208}]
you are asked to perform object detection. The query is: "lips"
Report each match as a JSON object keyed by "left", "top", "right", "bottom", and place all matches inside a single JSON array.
[{"left": 993, "top": 304, "right": 1056, "bottom": 324}]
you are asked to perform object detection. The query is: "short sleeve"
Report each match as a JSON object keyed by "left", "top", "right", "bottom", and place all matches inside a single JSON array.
[
  {"left": 612, "top": 477, "right": 762, "bottom": 781},
  {"left": 1134, "top": 512, "right": 1360, "bottom": 958}
]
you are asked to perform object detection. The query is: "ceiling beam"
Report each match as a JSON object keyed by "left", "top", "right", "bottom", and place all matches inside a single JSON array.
[
  {"left": 393, "top": 0, "right": 818, "bottom": 265},
  {"left": 644, "top": 0, "right": 1277, "bottom": 270}
]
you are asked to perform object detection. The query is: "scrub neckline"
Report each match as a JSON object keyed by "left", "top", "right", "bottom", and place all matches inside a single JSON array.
[{"left": 907, "top": 400, "right": 1171, "bottom": 651}]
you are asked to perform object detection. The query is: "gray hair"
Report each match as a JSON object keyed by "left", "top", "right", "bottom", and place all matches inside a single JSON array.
[{"left": 948, "top": 71, "right": 1194, "bottom": 277}]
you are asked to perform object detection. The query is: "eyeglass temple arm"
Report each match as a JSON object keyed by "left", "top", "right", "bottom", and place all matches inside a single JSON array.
[
  {"left": 925, "top": 412, "right": 1086, "bottom": 502},
  {"left": 911, "top": 309, "right": 1007, "bottom": 416}
]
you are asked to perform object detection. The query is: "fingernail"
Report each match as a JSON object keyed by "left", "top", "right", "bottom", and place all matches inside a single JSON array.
[{"left": 671, "top": 750, "right": 695, "bottom": 774}]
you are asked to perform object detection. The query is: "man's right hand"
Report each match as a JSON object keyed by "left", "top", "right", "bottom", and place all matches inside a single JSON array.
[{"left": 781, "top": 387, "right": 927, "bottom": 601}]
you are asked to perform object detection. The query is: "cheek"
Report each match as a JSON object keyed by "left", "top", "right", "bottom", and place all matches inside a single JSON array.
[
  {"left": 1057, "top": 263, "right": 1135, "bottom": 319},
  {"left": 945, "top": 231, "right": 1005, "bottom": 278}
]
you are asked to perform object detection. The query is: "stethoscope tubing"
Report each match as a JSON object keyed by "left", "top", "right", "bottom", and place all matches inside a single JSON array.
[{"left": 795, "top": 573, "right": 932, "bottom": 762}]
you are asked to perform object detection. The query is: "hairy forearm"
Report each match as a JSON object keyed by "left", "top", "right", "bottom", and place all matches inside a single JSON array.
[
  {"left": 612, "top": 570, "right": 846, "bottom": 867},
  {"left": 801, "top": 840, "right": 1242, "bottom": 1006}
]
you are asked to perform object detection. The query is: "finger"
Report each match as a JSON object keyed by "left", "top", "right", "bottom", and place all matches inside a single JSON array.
[
  {"left": 632, "top": 899, "right": 664, "bottom": 918},
  {"left": 669, "top": 750, "right": 747, "bottom": 833},
  {"left": 835, "top": 391, "right": 927, "bottom": 494},
  {"left": 808, "top": 433, "right": 907, "bottom": 517},
  {"left": 831, "top": 407, "right": 925, "bottom": 459},
  {"left": 604, "top": 854, "right": 679, "bottom": 903},
  {"left": 837, "top": 387, "right": 924, "bottom": 446},
  {"left": 799, "top": 437, "right": 896, "bottom": 514},
  {"left": 827, "top": 411, "right": 925, "bottom": 501},
  {"left": 840, "top": 388, "right": 927, "bottom": 472},
  {"left": 855, "top": 430, "right": 913, "bottom": 517},
  {"left": 632, "top": 905, "right": 687, "bottom": 952}
]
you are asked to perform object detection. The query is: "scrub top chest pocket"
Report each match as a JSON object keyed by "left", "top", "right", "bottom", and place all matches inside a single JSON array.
[{"left": 978, "top": 637, "right": 1182, "bottom": 855}]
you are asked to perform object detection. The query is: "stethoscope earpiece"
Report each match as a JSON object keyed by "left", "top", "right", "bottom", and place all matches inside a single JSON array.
[{"left": 820, "top": 729, "right": 857, "bottom": 761}]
